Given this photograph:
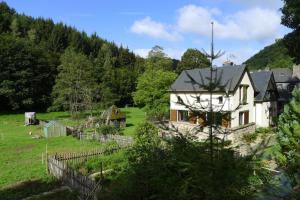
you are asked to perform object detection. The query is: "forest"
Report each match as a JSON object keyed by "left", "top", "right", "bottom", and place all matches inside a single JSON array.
[{"left": 0, "top": 2, "right": 212, "bottom": 113}]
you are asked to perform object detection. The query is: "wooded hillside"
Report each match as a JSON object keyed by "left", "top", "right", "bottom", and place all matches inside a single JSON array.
[
  {"left": 0, "top": 2, "right": 143, "bottom": 111},
  {"left": 244, "top": 39, "right": 294, "bottom": 71}
]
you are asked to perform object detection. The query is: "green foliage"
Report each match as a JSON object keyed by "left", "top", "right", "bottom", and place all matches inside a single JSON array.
[
  {"left": 133, "top": 69, "right": 177, "bottom": 120},
  {"left": 176, "top": 48, "right": 210, "bottom": 74},
  {"left": 281, "top": 0, "right": 300, "bottom": 64},
  {"left": 245, "top": 39, "right": 294, "bottom": 70},
  {"left": 97, "top": 125, "right": 120, "bottom": 135},
  {"left": 146, "top": 45, "right": 174, "bottom": 71},
  {"left": 281, "top": 0, "right": 300, "bottom": 30},
  {"left": 0, "top": 2, "right": 15, "bottom": 33},
  {"left": 0, "top": 2, "right": 142, "bottom": 111},
  {"left": 99, "top": 123, "right": 270, "bottom": 200},
  {"left": 277, "top": 85, "right": 300, "bottom": 184},
  {"left": 242, "top": 128, "right": 273, "bottom": 144},
  {"left": 243, "top": 132, "right": 259, "bottom": 143},
  {"left": 0, "top": 34, "right": 56, "bottom": 110},
  {"left": 50, "top": 48, "right": 96, "bottom": 117}
]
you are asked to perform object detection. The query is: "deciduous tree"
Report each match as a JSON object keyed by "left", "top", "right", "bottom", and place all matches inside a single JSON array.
[
  {"left": 133, "top": 69, "right": 177, "bottom": 120},
  {"left": 176, "top": 48, "right": 210, "bottom": 74}
]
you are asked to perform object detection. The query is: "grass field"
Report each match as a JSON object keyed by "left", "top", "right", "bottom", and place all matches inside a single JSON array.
[{"left": 0, "top": 107, "right": 145, "bottom": 192}]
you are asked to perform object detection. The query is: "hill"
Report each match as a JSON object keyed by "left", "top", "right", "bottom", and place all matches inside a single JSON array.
[
  {"left": 244, "top": 39, "right": 294, "bottom": 71},
  {"left": 0, "top": 2, "right": 142, "bottom": 111}
]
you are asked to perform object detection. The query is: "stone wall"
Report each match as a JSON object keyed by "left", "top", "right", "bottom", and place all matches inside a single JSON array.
[{"left": 169, "top": 122, "right": 256, "bottom": 142}]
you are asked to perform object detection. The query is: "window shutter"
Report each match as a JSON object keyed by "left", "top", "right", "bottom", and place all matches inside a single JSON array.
[
  {"left": 244, "top": 111, "right": 249, "bottom": 124},
  {"left": 170, "top": 110, "right": 177, "bottom": 121}
]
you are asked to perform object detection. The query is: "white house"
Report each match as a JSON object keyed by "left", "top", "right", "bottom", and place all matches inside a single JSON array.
[
  {"left": 250, "top": 71, "right": 278, "bottom": 127},
  {"left": 169, "top": 65, "right": 278, "bottom": 131}
]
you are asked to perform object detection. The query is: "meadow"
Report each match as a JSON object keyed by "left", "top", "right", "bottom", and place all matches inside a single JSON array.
[{"left": 0, "top": 107, "right": 145, "bottom": 198}]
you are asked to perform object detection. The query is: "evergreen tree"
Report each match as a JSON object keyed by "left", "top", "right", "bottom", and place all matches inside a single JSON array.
[
  {"left": 0, "top": 34, "right": 55, "bottom": 110},
  {"left": 0, "top": 2, "right": 15, "bottom": 33},
  {"left": 281, "top": 0, "right": 300, "bottom": 64},
  {"left": 0, "top": 2, "right": 140, "bottom": 110},
  {"left": 277, "top": 85, "right": 300, "bottom": 184}
]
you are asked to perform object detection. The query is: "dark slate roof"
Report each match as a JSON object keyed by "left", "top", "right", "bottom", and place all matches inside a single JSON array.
[
  {"left": 250, "top": 71, "right": 272, "bottom": 102},
  {"left": 271, "top": 68, "right": 298, "bottom": 83},
  {"left": 170, "top": 65, "right": 248, "bottom": 92}
]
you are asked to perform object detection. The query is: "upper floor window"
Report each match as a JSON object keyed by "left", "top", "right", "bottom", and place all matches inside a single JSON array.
[
  {"left": 239, "top": 85, "right": 248, "bottom": 105},
  {"left": 177, "top": 96, "right": 183, "bottom": 104},
  {"left": 218, "top": 96, "right": 223, "bottom": 104}
]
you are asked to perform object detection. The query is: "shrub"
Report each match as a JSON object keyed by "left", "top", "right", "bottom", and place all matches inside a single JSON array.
[{"left": 97, "top": 125, "right": 120, "bottom": 135}]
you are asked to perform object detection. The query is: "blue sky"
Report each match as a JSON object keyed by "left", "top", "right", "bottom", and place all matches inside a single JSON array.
[{"left": 4, "top": 0, "right": 291, "bottom": 64}]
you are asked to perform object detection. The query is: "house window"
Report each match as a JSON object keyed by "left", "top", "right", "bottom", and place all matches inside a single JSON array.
[
  {"left": 178, "top": 110, "right": 188, "bottom": 122},
  {"left": 206, "top": 112, "right": 222, "bottom": 126},
  {"left": 177, "top": 96, "right": 183, "bottom": 104},
  {"left": 239, "top": 112, "right": 243, "bottom": 125},
  {"left": 218, "top": 96, "right": 223, "bottom": 104},
  {"left": 221, "top": 113, "right": 231, "bottom": 128},
  {"left": 239, "top": 85, "right": 248, "bottom": 105},
  {"left": 243, "top": 86, "right": 248, "bottom": 104},
  {"left": 196, "top": 96, "right": 200, "bottom": 103},
  {"left": 239, "top": 111, "right": 249, "bottom": 126}
]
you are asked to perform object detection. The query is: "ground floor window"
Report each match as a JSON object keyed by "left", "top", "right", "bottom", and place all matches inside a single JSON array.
[
  {"left": 206, "top": 112, "right": 222, "bottom": 126},
  {"left": 239, "top": 111, "right": 249, "bottom": 125},
  {"left": 178, "top": 110, "right": 189, "bottom": 122}
]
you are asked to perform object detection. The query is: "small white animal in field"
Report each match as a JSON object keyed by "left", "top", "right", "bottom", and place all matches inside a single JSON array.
[{"left": 29, "top": 131, "right": 32, "bottom": 135}]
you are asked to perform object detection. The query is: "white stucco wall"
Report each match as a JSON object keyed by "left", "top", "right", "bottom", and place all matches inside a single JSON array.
[
  {"left": 170, "top": 93, "right": 232, "bottom": 112},
  {"left": 170, "top": 71, "right": 256, "bottom": 128},
  {"left": 231, "top": 72, "right": 255, "bottom": 127},
  {"left": 254, "top": 101, "right": 277, "bottom": 127}
]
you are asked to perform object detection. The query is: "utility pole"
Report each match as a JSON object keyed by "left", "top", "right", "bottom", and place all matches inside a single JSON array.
[{"left": 209, "top": 22, "right": 214, "bottom": 163}]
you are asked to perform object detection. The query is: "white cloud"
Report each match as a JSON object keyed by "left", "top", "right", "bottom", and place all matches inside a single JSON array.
[
  {"left": 177, "top": 5, "right": 281, "bottom": 40},
  {"left": 133, "top": 48, "right": 150, "bottom": 58},
  {"left": 133, "top": 48, "right": 184, "bottom": 59},
  {"left": 165, "top": 48, "right": 185, "bottom": 59},
  {"left": 130, "top": 17, "right": 180, "bottom": 41}
]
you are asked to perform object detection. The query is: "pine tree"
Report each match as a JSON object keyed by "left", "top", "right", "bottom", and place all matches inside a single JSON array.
[{"left": 277, "top": 85, "right": 300, "bottom": 183}]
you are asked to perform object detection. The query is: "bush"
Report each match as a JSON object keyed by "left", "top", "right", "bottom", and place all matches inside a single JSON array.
[
  {"left": 243, "top": 132, "right": 259, "bottom": 143},
  {"left": 97, "top": 125, "right": 120, "bottom": 135},
  {"left": 243, "top": 128, "right": 273, "bottom": 143}
]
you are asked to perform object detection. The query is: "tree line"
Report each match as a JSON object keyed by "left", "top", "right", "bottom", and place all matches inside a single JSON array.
[{"left": 0, "top": 2, "right": 210, "bottom": 113}]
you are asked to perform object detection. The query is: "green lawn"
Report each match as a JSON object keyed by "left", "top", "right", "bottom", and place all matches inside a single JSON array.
[
  {"left": 0, "top": 107, "right": 145, "bottom": 190},
  {"left": 121, "top": 107, "right": 146, "bottom": 136}
]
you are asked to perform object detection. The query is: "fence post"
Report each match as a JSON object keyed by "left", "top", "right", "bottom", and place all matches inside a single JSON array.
[{"left": 45, "top": 144, "right": 48, "bottom": 174}]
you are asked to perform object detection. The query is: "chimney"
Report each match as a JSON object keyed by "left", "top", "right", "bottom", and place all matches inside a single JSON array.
[{"left": 223, "top": 60, "right": 234, "bottom": 66}]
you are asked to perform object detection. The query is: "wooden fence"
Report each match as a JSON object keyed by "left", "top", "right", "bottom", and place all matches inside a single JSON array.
[
  {"left": 54, "top": 146, "right": 122, "bottom": 164},
  {"left": 47, "top": 147, "right": 122, "bottom": 200}
]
